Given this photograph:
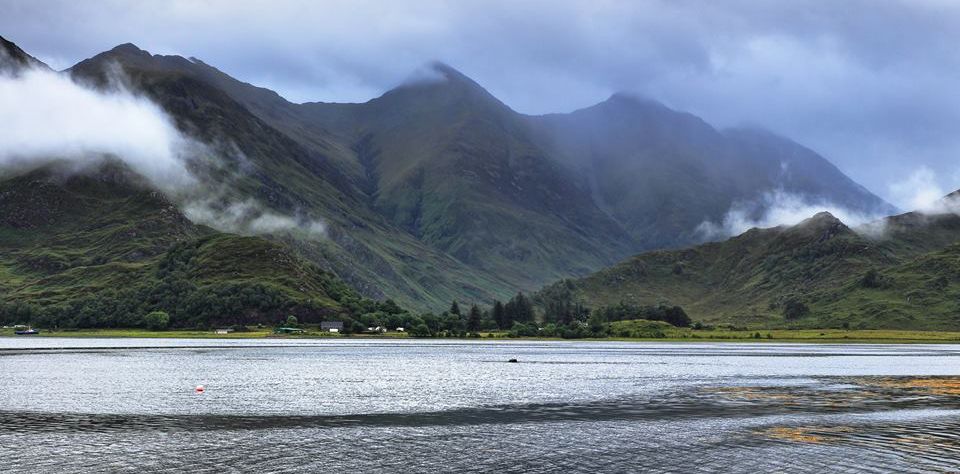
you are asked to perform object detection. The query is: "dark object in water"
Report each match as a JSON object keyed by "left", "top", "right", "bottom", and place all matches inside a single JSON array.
[
  {"left": 14, "top": 329, "right": 39, "bottom": 335},
  {"left": 508, "top": 358, "right": 518, "bottom": 363}
]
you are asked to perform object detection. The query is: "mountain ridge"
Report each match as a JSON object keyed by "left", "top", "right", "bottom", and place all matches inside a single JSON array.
[
  {"left": 0, "top": 35, "right": 50, "bottom": 73},
  {"left": 0, "top": 35, "right": 899, "bottom": 315}
]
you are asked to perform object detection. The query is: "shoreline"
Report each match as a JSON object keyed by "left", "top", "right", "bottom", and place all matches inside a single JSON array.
[{"left": 3, "top": 328, "right": 960, "bottom": 344}]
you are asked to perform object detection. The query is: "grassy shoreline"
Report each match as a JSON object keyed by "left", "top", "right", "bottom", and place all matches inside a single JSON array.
[{"left": 3, "top": 327, "right": 960, "bottom": 343}]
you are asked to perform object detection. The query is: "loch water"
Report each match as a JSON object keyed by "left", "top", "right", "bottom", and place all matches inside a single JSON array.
[{"left": 2, "top": 339, "right": 960, "bottom": 473}]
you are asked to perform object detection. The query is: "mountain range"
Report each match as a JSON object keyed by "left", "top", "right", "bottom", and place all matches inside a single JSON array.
[{"left": 1, "top": 35, "right": 922, "bottom": 327}]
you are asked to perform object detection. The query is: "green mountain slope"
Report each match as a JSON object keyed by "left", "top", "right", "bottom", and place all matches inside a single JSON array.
[
  {"left": 64, "top": 43, "right": 510, "bottom": 310},
  {"left": 545, "top": 202, "right": 960, "bottom": 330},
  {"left": 0, "top": 164, "right": 371, "bottom": 328},
  {"left": 299, "top": 64, "right": 636, "bottom": 286},
  {"left": 810, "top": 242, "right": 960, "bottom": 330}
]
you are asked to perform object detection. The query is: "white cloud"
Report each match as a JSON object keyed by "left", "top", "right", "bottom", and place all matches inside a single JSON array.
[
  {"left": 888, "top": 166, "right": 948, "bottom": 212},
  {"left": 0, "top": 66, "right": 196, "bottom": 194},
  {"left": 400, "top": 62, "right": 450, "bottom": 87},
  {"left": 697, "top": 189, "right": 882, "bottom": 239},
  {"left": 0, "top": 63, "right": 327, "bottom": 239},
  {"left": 184, "top": 199, "right": 326, "bottom": 239}
]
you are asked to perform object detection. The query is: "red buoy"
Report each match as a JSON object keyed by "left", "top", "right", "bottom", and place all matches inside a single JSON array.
[{"left": 195, "top": 385, "right": 205, "bottom": 394}]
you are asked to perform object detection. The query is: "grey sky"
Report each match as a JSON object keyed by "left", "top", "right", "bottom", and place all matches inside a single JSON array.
[{"left": 2, "top": 0, "right": 957, "bottom": 208}]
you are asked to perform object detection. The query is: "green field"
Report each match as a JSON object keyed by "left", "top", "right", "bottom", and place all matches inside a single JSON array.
[
  {"left": 615, "top": 328, "right": 960, "bottom": 343},
  {"left": 4, "top": 326, "right": 960, "bottom": 343},
  {"left": 0, "top": 328, "right": 408, "bottom": 339}
]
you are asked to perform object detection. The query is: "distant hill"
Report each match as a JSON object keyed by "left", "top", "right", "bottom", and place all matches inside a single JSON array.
[
  {"left": 542, "top": 202, "right": 960, "bottom": 330},
  {"left": 529, "top": 94, "right": 895, "bottom": 249},
  {"left": 0, "top": 35, "right": 896, "bottom": 313},
  {"left": 0, "top": 163, "right": 369, "bottom": 328}
]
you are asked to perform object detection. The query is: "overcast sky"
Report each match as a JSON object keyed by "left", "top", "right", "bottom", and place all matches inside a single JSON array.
[{"left": 2, "top": 0, "right": 958, "bottom": 208}]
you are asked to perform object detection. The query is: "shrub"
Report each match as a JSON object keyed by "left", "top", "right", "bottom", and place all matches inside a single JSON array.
[
  {"left": 410, "top": 323, "right": 431, "bottom": 337},
  {"left": 142, "top": 311, "right": 170, "bottom": 330},
  {"left": 509, "top": 322, "right": 539, "bottom": 337},
  {"left": 783, "top": 298, "right": 810, "bottom": 320},
  {"left": 860, "top": 269, "right": 883, "bottom": 289},
  {"left": 591, "top": 302, "right": 692, "bottom": 327}
]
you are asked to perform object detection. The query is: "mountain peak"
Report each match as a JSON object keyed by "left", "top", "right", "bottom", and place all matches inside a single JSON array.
[
  {"left": 69, "top": 42, "right": 156, "bottom": 74},
  {"left": 398, "top": 60, "right": 482, "bottom": 90},
  {"left": 792, "top": 211, "right": 849, "bottom": 240},
  {"left": 69, "top": 42, "right": 197, "bottom": 84},
  {"left": 426, "top": 61, "right": 464, "bottom": 78},
  {"left": 0, "top": 35, "right": 50, "bottom": 73},
  {"left": 607, "top": 91, "right": 643, "bottom": 102},
  {"left": 108, "top": 43, "right": 150, "bottom": 56},
  {"left": 377, "top": 61, "right": 509, "bottom": 113},
  {"left": 603, "top": 92, "right": 666, "bottom": 109},
  {"left": 807, "top": 211, "right": 840, "bottom": 223},
  {"left": 580, "top": 92, "right": 689, "bottom": 123}
]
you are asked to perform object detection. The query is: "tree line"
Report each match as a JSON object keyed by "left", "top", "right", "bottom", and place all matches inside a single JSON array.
[
  {"left": 404, "top": 291, "right": 691, "bottom": 339},
  {"left": 0, "top": 270, "right": 691, "bottom": 337}
]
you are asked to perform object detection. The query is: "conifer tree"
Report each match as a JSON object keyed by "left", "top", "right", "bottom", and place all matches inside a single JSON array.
[
  {"left": 492, "top": 300, "right": 508, "bottom": 329},
  {"left": 467, "top": 304, "right": 482, "bottom": 332}
]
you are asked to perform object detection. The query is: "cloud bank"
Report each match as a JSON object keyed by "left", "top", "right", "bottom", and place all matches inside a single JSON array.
[
  {"left": 184, "top": 198, "right": 326, "bottom": 239},
  {"left": 699, "top": 171, "right": 960, "bottom": 241},
  {"left": 697, "top": 190, "right": 882, "bottom": 240},
  {"left": 888, "top": 166, "right": 951, "bottom": 213},
  {"left": 0, "top": 63, "right": 326, "bottom": 240},
  {"left": 0, "top": 65, "right": 196, "bottom": 194}
]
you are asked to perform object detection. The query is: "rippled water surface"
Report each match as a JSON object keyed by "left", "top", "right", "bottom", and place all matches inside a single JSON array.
[{"left": 2, "top": 339, "right": 960, "bottom": 472}]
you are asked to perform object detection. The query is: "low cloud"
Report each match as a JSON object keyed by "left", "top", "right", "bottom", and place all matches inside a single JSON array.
[
  {"left": 0, "top": 65, "right": 197, "bottom": 194},
  {"left": 848, "top": 167, "right": 960, "bottom": 239},
  {"left": 888, "top": 166, "right": 950, "bottom": 213},
  {"left": 0, "top": 62, "right": 326, "bottom": 240},
  {"left": 183, "top": 198, "right": 327, "bottom": 240},
  {"left": 697, "top": 189, "right": 882, "bottom": 240},
  {"left": 399, "top": 62, "right": 450, "bottom": 87}
]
